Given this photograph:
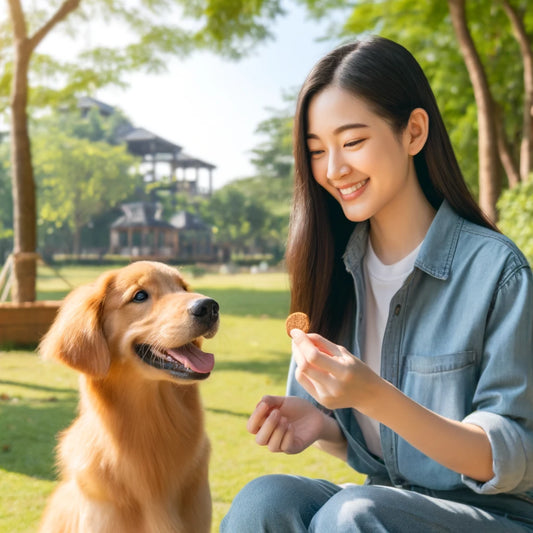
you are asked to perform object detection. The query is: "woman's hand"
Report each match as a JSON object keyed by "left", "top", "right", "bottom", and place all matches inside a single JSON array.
[
  {"left": 247, "top": 395, "right": 330, "bottom": 454},
  {"left": 290, "top": 329, "right": 383, "bottom": 415}
]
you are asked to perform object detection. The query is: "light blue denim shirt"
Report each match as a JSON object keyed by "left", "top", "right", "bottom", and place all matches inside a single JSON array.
[{"left": 287, "top": 200, "right": 533, "bottom": 502}]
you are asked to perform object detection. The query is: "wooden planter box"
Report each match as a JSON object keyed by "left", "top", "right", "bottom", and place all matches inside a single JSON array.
[{"left": 0, "top": 301, "right": 61, "bottom": 347}]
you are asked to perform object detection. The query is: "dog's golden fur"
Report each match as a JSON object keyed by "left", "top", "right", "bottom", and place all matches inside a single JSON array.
[{"left": 38, "top": 261, "right": 219, "bottom": 533}]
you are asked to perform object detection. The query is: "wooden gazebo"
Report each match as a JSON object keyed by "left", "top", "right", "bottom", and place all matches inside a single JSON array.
[{"left": 123, "top": 128, "right": 216, "bottom": 196}]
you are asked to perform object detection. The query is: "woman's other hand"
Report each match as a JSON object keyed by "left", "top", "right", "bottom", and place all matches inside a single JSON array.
[{"left": 247, "top": 395, "right": 328, "bottom": 454}]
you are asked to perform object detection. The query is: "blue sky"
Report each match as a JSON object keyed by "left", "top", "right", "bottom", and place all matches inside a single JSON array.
[{"left": 91, "top": 5, "right": 341, "bottom": 189}]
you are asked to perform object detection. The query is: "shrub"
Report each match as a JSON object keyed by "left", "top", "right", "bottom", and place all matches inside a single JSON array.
[{"left": 497, "top": 181, "right": 533, "bottom": 266}]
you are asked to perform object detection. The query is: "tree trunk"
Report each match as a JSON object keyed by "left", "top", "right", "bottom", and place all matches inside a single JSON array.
[
  {"left": 447, "top": 0, "right": 501, "bottom": 222},
  {"left": 7, "top": 0, "right": 82, "bottom": 302},
  {"left": 73, "top": 224, "right": 82, "bottom": 259},
  {"left": 502, "top": 0, "right": 533, "bottom": 182},
  {"left": 495, "top": 104, "right": 521, "bottom": 188},
  {"left": 10, "top": 32, "right": 37, "bottom": 303}
]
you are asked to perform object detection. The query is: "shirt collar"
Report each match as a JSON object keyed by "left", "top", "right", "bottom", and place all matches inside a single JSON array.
[
  {"left": 415, "top": 200, "right": 462, "bottom": 280},
  {"left": 343, "top": 200, "right": 462, "bottom": 281}
]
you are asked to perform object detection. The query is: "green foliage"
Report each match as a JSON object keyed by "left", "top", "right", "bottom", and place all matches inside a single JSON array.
[
  {"left": 31, "top": 109, "right": 140, "bottom": 254},
  {"left": 201, "top": 185, "right": 270, "bottom": 251},
  {"left": 497, "top": 181, "right": 533, "bottom": 265},
  {"left": 0, "top": 268, "right": 359, "bottom": 532},
  {"left": 250, "top": 93, "right": 295, "bottom": 182},
  {"left": 0, "top": 0, "right": 286, "bottom": 117}
]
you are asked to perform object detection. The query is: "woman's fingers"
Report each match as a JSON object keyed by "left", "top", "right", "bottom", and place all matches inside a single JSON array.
[
  {"left": 254, "top": 408, "right": 288, "bottom": 451},
  {"left": 247, "top": 402, "right": 267, "bottom": 434},
  {"left": 247, "top": 396, "right": 292, "bottom": 451},
  {"left": 247, "top": 396, "right": 284, "bottom": 434},
  {"left": 291, "top": 330, "right": 342, "bottom": 375}
]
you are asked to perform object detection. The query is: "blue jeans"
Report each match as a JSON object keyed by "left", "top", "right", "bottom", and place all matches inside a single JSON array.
[{"left": 220, "top": 475, "right": 533, "bottom": 532}]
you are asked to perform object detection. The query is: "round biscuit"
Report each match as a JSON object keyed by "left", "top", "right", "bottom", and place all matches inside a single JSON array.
[{"left": 285, "top": 312, "right": 310, "bottom": 336}]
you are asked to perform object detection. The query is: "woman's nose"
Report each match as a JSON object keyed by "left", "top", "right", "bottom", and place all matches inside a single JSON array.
[{"left": 326, "top": 153, "right": 350, "bottom": 181}]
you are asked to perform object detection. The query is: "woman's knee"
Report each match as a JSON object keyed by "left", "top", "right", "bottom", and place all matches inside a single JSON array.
[
  {"left": 309, "top": 485, "right": 400, "bottom": 532},
  {"left": 220, "top": 475, "right": 303, "bottom": 532},
  {"left": 221, "top": 475, "right": 338, "bottom": 533}
]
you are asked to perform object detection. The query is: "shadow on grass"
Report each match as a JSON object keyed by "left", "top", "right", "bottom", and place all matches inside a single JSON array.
[
  {"left": 206, "top": 407, "right": 250, "bottom": 419},
  {"left": 0, "top": 379, "right": 74, "bottom": 395},
  {"left": 0, "top": 394, "right": 77, "bottom": 480}
]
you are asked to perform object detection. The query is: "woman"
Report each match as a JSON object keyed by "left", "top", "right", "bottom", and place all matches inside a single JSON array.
[{"left": 221, "top": 36, "right": 533, "bottom": 532}]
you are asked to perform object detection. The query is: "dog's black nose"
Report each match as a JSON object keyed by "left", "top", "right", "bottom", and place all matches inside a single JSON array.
[{"left": 188, "top": 298, "right": 219, "bottom": 322}]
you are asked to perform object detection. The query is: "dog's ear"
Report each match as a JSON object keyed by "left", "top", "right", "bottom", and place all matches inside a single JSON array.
[{"left": 40, "top": 274, "right": 113, "bottom": 377}]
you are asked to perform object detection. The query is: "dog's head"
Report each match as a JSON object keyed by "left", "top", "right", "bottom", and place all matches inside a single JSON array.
[{"left": 39, "top": 261, "right": 219, "bottom": 383}]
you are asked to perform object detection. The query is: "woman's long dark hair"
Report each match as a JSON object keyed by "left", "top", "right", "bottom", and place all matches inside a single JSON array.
[{"left": 286, "top": 36, "right": 496, "bottom": 341}]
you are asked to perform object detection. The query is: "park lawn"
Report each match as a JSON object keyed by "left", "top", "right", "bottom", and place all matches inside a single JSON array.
[{"left": 1, "top": 266, "right": 362, "bottom": 532}]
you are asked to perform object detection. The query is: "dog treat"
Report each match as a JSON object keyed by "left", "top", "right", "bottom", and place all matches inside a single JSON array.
[{"left": 285, "top": 312, "right": 310, "bottom": 336}]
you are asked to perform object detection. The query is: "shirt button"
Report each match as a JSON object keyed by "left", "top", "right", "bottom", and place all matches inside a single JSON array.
[{"left": 394, "top": 304, "right": 401, "bottom": 316}]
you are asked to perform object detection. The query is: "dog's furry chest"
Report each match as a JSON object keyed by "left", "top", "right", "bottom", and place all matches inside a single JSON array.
[{"left": 60, "top": 384, "right": 209, "bottom": 495}]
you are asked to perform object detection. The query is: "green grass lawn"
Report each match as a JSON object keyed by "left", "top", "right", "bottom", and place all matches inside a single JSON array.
[{"left": 0, "top": 265, "right": 362, "bottom": 532}]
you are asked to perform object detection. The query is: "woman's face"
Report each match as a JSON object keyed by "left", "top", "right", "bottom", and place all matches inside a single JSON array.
[{"left": 306, "top": 85, "right": 419, "bottom": 224}]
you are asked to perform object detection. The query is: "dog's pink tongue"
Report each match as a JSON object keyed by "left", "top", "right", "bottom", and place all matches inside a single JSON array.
[{"left": 167, "top": 344, "right": 215, "bottom": 373}]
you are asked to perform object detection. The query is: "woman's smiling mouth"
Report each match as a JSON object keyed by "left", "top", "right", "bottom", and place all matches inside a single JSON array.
[{"left": 339, "top": 178, "right": 369, "bottom": 198}]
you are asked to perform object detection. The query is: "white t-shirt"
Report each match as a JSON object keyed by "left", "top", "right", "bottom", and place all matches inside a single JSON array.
[{"left": 354, "top": 238, "right": 422, "bottom": 458}]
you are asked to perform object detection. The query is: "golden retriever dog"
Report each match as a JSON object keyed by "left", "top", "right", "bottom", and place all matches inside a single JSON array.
[{"left": 38, "top": 261, "right": 219, "bottom": 533}]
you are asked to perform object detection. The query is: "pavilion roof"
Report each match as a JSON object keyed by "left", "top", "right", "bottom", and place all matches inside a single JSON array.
[
  {"left": 123, "top": 127, "right": 183, "bottom": 157},
  {"left": 78, "top": 96, "right": 116, "bottom": 116},
  {"left": 77, "top": 97, "right": 216, "bottom": 171}
]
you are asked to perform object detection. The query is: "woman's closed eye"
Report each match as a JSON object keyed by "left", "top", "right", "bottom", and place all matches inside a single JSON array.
[
  {"left": 344, "top": 138, "right": 366, "bottom": 148},
  {"left": 309, "top": 149, "right": 325, "bottom": 158}
]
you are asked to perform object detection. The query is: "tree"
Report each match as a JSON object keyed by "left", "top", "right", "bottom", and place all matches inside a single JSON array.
[
  {"left": 447, "top": 0, "right": 501, "bottom": 221},
  {"left": 32, "top": 131, "right": 138, "bottom": 257},
  {"left": 2, "top": 0, "right": 285, "bottom": 302},
  {"left": 500, "top": 0, "right": 533, "bottom": 184},
  {"left": 250, "top": 93, "right": 296, "bottom": 183},
  {"left": 199, "top": 186, "right": 264, "bottom": 257}
]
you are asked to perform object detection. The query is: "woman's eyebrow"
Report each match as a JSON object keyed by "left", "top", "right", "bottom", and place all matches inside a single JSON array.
[{"left": 306, "top": 123, "right": 370, "bottom": 139}]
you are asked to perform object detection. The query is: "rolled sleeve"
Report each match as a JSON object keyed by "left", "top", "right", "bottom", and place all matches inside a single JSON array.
[{"left": 462, "top": 410, "right": 528, "bottom": 494}]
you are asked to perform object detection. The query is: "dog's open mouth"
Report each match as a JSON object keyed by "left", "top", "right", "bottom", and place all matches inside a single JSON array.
[{"left": 135, "top": 343, "right": 214, "bottom": 380}]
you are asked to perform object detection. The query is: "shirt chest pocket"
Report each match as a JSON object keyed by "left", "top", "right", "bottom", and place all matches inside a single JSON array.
[{"left": 401, "top": 351, "right": 477, "bottom": 421}]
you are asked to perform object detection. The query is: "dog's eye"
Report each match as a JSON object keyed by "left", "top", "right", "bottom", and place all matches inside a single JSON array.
[{"left": 132, "top": 290, "right": 149, "bottom": 303}]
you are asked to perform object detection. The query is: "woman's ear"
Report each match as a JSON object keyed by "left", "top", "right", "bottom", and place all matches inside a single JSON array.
[{"left": 405, "top": 108, "right": 429, "bottom": 156}]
